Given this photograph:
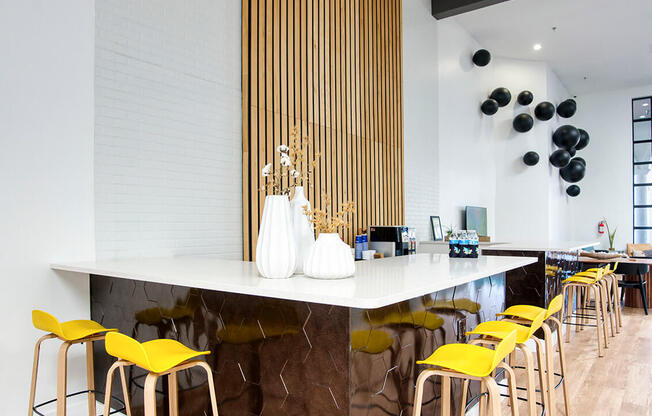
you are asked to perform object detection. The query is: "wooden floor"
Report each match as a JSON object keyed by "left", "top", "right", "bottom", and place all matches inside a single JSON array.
[{"left": 503, "top": 307, "right": 652, "bottom": 416}]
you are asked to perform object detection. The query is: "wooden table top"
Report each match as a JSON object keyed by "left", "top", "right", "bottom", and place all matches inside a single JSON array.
[{"left": 579, "top": 256, "right": 652, "bottom": 265}]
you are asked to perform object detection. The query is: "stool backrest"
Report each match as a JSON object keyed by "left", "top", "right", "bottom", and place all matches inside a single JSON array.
[
  {"left": 545, "top": 294, "right": 563, "bottom": 319},
  {"left": 32, "top": 310, "right": 64, "bottom": 338},
  {"left": 105, "top": 332, "right": 151, "bottom": 370},
  {"left": 527, "top": 310, "right": 547, "bottom": 337},
  {"left": 491, "top": 330, "right": 517, "bottom": 371}
]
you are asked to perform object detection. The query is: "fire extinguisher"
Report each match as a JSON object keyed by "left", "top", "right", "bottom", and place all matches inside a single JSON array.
[{"left": 598, "top": 220, "right": 605, "bottom": 234}]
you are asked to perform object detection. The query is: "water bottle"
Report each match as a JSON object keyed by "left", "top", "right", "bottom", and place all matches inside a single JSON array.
[
  {"left": 469, "top": 230, "right": 479, "bottom": 258},
  {"left": 460, "top": 231, "right": 470, "bottom": 258},
  {"left": 449, "top": 231, "right": 458, "bottom": 258}
]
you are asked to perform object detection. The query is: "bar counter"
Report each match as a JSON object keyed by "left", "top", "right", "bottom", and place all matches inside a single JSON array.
[{"left": 52, "top": 254, "right": 535, "bottom": 416}]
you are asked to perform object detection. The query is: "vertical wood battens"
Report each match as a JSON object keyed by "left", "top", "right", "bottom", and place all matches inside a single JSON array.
[{"left": 242, "top": 0, "right": 404, "bottom": 260}]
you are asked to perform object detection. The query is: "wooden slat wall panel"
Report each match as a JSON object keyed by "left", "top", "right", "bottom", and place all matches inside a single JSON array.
[{"left": 242, "top": 0, "right": 404, "bottom": 260}]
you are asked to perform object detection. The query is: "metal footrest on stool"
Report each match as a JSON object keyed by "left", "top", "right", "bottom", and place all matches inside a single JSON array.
[{"left": 32, "top": 389, "right": 126, "bottom": 416}]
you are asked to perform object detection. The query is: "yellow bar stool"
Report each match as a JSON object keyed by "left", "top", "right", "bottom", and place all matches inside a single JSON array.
[
  {"left": 465, "top": 310, "right": 548, "bottom": 416},
  {"left": 29, "top": 310, "right": 119, "bottom": 416},
  {"left": 499, "top": 295, "right": 570, "bottom": 416},
  {"left": 561, "top": 267, "right": 609, "bottom": 356},
  {"left": 102, "top": 332, "right": 219, "bottom": 416},
  {"left": 412, "top": 330, "right": 520, "bottom": 416},
  {"left": 582, "top": 262, "right": 622, "bottom": 332}
]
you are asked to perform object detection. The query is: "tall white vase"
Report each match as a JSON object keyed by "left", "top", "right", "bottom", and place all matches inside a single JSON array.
[
  {"left": 303, "top": 233, "right": 355, "bottom": 279},
  {"left": 256, "top": 195, "right": 297, "bottom": 279},
  {"left": 290, "top": 186, "right": 315, "bottom": 274}
]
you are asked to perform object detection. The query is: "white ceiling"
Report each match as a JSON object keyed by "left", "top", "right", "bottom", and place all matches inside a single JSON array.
[{"left": 453, "top": 0, "right": 652, "bottom": 95}]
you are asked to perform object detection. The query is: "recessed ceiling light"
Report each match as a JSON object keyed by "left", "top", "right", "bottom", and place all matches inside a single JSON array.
[{"left": 533, "top": 44, "right": 542, "bottom": 51}]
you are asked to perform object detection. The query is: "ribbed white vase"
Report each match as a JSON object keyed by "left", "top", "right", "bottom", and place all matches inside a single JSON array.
[
  {"left": 290, "top": 186, "right": 315, "bottom": 274},
  {"left": 303, "top": 233, "right": 355, "bottom": 279},
  {"left": 256, "top": 195, "right": 297, "bottom": 279}
]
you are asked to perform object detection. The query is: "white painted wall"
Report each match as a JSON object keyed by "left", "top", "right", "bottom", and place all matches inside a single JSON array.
[
  {"left": 570, "top": 84, "right": 652, "bottom": 250},
  {"left": 402, "top": 0, "right": 440, "bottom": 241},
  {"left": 94, "top": 0, "right": 242, "bottom": 260},
  {"left": 0, "top": 1, "right": 95, "bottom": 413}
]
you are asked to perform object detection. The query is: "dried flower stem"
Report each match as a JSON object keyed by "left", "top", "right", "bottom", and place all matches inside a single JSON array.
[{"left": 303, "top": 192, "right": 355, "bottom": 235}]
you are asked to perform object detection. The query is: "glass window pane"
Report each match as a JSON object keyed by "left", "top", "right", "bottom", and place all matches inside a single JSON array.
[
  {"left": 635, "top": 142, "right": 652, "bottom": 162},
  {"left": 634, "top": 98, "right": 651, "bottom": 120},
  {"left": 635, "top": 186, "right": 652, "bottom": 204},
  {"left": 634, "top": 165, "right": 652, "bottom": 184},
  {"left": 635, "top": 207, "right": 652, "bottom": 227},
  {"left": 634, "top": 120, "right": 651, "bottom": 141},
  {"left": 634, "top": 229, "right": 652, "bottom": 244}
]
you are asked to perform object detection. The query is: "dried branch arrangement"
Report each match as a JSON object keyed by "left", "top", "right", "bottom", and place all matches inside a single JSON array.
[
  {"left": 302, "top": 192, "right": 355, "bottom": 234},
  {"left": 260, "top": 126, "right": 319, "bottom": 195}
]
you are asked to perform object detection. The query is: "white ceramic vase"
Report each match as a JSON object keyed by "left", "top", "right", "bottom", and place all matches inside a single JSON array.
[
  {"left": 303, "top": 233, "right": 355, "bottom": 279},
  {"left": 290, "top": 186, "right": 315, "bottom": 274},
  {"left": 256, "top": 195, "right": 297, "bottom": 279}
]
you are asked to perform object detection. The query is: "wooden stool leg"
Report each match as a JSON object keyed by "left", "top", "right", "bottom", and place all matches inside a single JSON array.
[
  {"left": 412, "top": 369, "right": 437, "bottom": 416},
  {"left": 144, "top": 373, "right": 159, "bottom": 416},
  {"left": 28, "top": 334, "right": 54, "bottom": 415},
  {"left": 197, "top": 361, "right": 219, "bottom": 416},
  {"left": 550, "top": 318, "right": 571, "bottom": 416},
  {"left": 533, "top": 338, "right": 550, "bottom": 414},
  {"left": 591, "top": 286, "right": 604, "bottom": 357},
  {"left": 86, "top": 342, "right": 96, "bottom": 416},
  {"left": 561, "top": 285, "right": 571, "bottom": 343},
  {"left": 168, "top": 372, "right": 178, "bottom": 416},
  {"left": 484, "top": 377, "right": 502, "bottom": 416},
  {"left": 479, "top": 378, "right": 488, "bottom": 416},
  {"left": 119, "top": 365, "right": 133, "bottom": 416},
  {"left": 497, "top": 363, "right": 519, "bottom": 416},
  {"left": 602, "top": 281, "right": 615, "bottom": 338},
  {"left": 542, "top": 324, "right": 556, "bottom": 416},
  {"left": 56, "top": 342, "right": 72, "bottom": 416},
  {"left": 102, "top": 361, "right": 120, "bottom": 416},
  {"left": 441, "top": 376, "right": 451, "bottom": 416},
  {"left": 613, "top": 275, "right": 623, "bottom": 328},
  {"left": 517, "top": 344, "right": 537, "bottom": 416},
  {"left": 459, "top": 379, "right": 469, "bottom": 416}
]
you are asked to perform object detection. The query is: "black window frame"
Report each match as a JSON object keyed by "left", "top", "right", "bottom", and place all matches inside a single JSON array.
[{"left": 632, "top": 95, "right": 652, "bottom": 243}]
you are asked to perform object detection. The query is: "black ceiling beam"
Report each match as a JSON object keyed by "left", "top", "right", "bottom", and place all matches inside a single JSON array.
[{"left": 431, "top": 0, "right": 510, "bottom": 19}]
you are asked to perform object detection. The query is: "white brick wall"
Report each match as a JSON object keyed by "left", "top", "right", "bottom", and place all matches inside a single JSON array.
[{"left": 94, "top": 0, "right": 242, "bottom": 259}]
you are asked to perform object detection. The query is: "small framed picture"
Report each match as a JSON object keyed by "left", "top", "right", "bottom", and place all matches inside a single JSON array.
[{"left": 430, "top": 216, "right": 443, "bottom": 241}]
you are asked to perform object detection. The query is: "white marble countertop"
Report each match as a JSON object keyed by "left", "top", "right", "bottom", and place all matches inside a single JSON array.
[
  {"left": 51, "top": 254, "right": 536, "bottom": 309},
  {"left": 482, "top": 241, "right": 599, "bottom": 252}
]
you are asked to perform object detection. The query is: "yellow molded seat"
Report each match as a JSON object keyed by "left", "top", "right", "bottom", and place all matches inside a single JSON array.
[
  {"left": 105, "top": 332, "right": 209, "bottom": 374},
  {"left": 498, "top": 294, "right": 564, "bottom": 321},
  {"left": 351, "top": 330, "right": 393, "bottom": 354},
  {"left": 32, "top": 310, "right": 116, "bottom": 341},
  {"left": 417, "top": 330, "right": 516, "bottom": 378}
]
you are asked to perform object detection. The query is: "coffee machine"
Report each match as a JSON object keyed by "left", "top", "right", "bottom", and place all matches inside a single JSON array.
[{"left": 368, "top": 225, "right": 412, "bottom": 257}]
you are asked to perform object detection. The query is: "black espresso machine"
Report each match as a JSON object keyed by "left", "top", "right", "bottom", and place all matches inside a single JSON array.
[{"left": 368, "top": 225, "right": 413, "bottom": 257}]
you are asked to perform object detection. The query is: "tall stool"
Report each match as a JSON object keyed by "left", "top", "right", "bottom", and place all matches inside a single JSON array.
[
  {"left": 560, "top": 267, "right": 609, "bottom": 356},
  {"left": 580, "top": 263, "right": 620, "bottom": 335},
  {"left": 498, "top": 295, "right": 570, "bottom": 416},
  {"left": 102, "top": 332, "right": 219, "bottom": 416},
  {"left": 465, "top": 310, "right": 547, "bottom": 416},
  {"left": 29, "top": 310, "right": 119, "bottom": 416},
  {"left": 412, "top": 330, "right": 520, "bottom": 416},
  {"left": 616, "top": 262, "right": 649, "bottom": 316}
]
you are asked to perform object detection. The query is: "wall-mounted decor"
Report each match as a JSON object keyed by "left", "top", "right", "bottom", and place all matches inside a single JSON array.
[
  {"left": 560, "top": 159, "right": 586, "bottom": 183},
  {"left": 552, "top": 125, "right": 580, "bottom": 148},
  {"left": 241, "top": 0, "right": 405, "bottom": 260},
  {"left": 480, "top": 98, "right": 499, "bottom": 115},
  {"left": 576, "top": 129, "right": 590, "bottom": 150},
  {"left": 534, "top": 101, "right": 555, "bottom": 121},
  {"left": 566, "top": 185, "right": 581, "bottom": 197},
  {"left": 557, "top": 98, "right": 577, "bottom": 118},
  {"left": 549, "top": 149, "right": 571, "bottom": 168},
  {"left": 489, "top": 87, "right": 511, "bottom": 107},
  {"left": 472, "top": 49, "right": 491, "bottom": 67},
  {"left": 523, "top": 151, "right": 540, "bottom": 166},
  {"left": 517, "top": 90, "right": 534, "bottom": 106},
  {"left": 430, "top": 215, "right": 443, "bottom": 241},
  {"left": 513, "top": 113, "right": 534, "bottom": 132},
  {"left": 567, "top": 147, "right": 577, "bottom": 157},
  {"left": 572, "top": 157, "right": 586, "bottom": 167}
]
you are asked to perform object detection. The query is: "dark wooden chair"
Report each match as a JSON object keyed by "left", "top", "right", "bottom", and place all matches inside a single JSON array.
[{"left": 616, "top": 263, "right": 649, "bottom": 315}]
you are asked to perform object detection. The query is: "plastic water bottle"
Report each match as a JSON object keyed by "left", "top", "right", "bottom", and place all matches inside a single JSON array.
[
  {"left": 449, "top": 231, "right": 458, "bottom": 258},
  {"left": 469, "top": 230, "right": 479, "bottom": 258}
]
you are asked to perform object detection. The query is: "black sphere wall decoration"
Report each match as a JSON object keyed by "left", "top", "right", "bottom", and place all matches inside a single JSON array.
[
  {"left": 523, "top": 151, "right": 540, "bottom": 166},
  {"left": 481, "top": 98, "right": 499, "bottom": 115},
  {"left": 549, "top": 149, "right": 571, "bottom": 168},
  {"left": 572, "top": 157, "right": 586, "bottom": 167},
  {"left": 576, "top": 129, "right": 590, "bottom": 150},
  {"left": 472, "top": 49, "right": 492, "bottom": 67},
  {"left": 517, "top": 91, "right": 534, "bottom": 106},
  {"left": 552, "top": 125, "right": 580, "bottom": 149},
  {"left": 490, "top": 87, "right": 512, "bottom": 107},
  {"left": 560, "top": 159, "right": 586, "bottom": 183},
  {"left": 566, "top": 185, "right": 581, "bottom": 197},
  {"left": 534, "top": 101, "right": 555, "bottom": 121},
  {"left": 557, "top": 98, "right": 577, "bottom": 118},
  {"left": 513, "top": 113, "right": 534, "bottom": 132}
]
